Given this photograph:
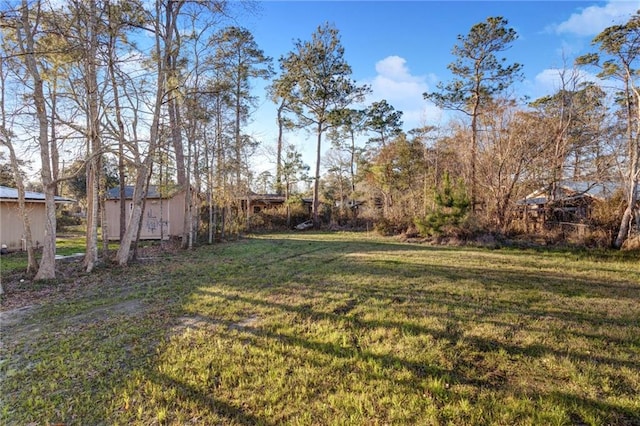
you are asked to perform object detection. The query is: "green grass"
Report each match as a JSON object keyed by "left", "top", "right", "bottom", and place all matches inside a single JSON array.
[
  {"left": 0, "top": 229, "right": 135, "bottom": 275},
  {"left": 1, "top": 232, "right": 639, "bottom": 425}
]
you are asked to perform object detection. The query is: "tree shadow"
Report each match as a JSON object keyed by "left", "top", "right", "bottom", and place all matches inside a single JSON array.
[
  {"left": 9, "top": 233, "right": 635, "bottom": 424},
  {"left": 195, "top": 286, "right": 639, "bottom": 381},
  {"left": 153, "top": 372, "right": 274, "bottom": 425},
  {"left": 538, "top": 390, "right": 640, "bottom": 426}
]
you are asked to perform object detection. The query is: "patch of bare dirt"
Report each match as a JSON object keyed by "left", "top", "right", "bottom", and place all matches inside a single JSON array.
[
  {"left": 230, "top": 314, "right": 260, "bottom": 330},
  {"left": 66, "top": 299, "right": 144, "bottom": 325},
  {"left": 170, "top": 314, "right": 221, "bottom": 336},
  {"left": 0, "top": 305, "right": 36, "bottom": 328},
  {"left": 170, "top": 314, "right": 261, "bottom": 337},
  {"left": 1, "top": 260, "right": 86, "bottom": 312},
  {"left": 0, "top": 247, "right": 173, "bottom": 353},
  {"left": 0, "top": 241, "right": 178, "bottom": 313}
]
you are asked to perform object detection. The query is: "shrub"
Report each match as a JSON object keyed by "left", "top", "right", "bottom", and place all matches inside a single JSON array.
[
  {"left": 415, "top": 172, "right": 470, "bottom": 237},
  {"left": 589, "top": 191, "right": 625, "bottom": 235},
  {"left": 56, "top": 209, "right": 82, "bottom": 230},
  {"left": 374, "top": 217, "right": 402, "bottom": 236}
]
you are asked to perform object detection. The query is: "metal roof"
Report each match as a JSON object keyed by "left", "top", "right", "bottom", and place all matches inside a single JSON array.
[
  {"left": 558, "top": 181, "right": 621, "bottom": 200},
  {"left": 106, "top": 185, "right": 164, "bottom": 199},
  {"left": 519, "top": 181, "right": 639, "bottom": 205},
  {"left": 0, "top": 186, "right": 75, "bottom": 203}
]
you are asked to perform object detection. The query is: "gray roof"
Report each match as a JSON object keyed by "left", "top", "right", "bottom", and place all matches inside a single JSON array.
[
  {"left": 106, "top": 185, "right": 164, "bottom": 200},
  {"left": 558, "top": 181, "right": 620, "bottom": 200},
  {"left": 0, "top": 186, "right": 75, "bottom": 203},
  {"left": 520, "top": 181, "right": 639, "bottom": 205}
]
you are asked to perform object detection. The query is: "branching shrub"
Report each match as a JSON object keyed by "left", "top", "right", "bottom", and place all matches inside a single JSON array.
[
  {"left": 56, "top": 209, "right": 81, "bottom": 230},
  {"left": 415, "top": 172, "right": 470, "bottom": 237}
]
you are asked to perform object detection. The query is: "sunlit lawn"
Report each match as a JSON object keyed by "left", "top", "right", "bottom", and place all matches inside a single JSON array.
[{"left": 1, "top": 232, "right": 639, "bottom": 425}]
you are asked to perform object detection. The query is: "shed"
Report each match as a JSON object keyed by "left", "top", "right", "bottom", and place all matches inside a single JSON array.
[
  {"left": 104, "top": 185, "right": 194, "bottom": 240},
  {"left": 0, "top": 186, "right": 75, "bottom": 251},
  {"left": 516, "top": 181, "right": 633, "bottom": 227}
]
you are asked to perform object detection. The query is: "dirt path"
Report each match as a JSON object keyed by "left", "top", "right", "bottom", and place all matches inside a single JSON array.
[{"left": 0, "top": 248, "right": 171, "bottom": 365}]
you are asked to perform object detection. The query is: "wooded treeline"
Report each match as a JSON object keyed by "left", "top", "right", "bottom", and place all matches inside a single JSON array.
[{"left": 0, "top": 1, "right": 638, "bottom": 280}]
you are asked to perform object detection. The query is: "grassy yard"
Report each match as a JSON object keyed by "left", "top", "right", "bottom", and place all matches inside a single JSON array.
[{"left": 1, "top": 232, "right": 639, "bottom": 425}]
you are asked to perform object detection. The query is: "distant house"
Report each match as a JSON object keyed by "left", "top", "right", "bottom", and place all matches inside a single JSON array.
[
  {"left": 335, "top": 199, "right": 365, "bottom": 212},
  {"left": 241, "top": 193, "right": 313, "bottom": 215},
  {"left": 517, "top": 181, "right": 632, "bottom": 227},
  {"left": 104, "top": 185, "right": 195, "bottom": 240},
  {"left": 0, "top": 186, "right": 75, "bottom": 251}
]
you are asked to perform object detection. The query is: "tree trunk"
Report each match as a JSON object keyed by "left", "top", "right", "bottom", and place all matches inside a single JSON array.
[
  {"left": 470, "top": 93, "right": 480, "bottom": 213},
  {"left": 614, "top": 78, "right": 640, "bottom": 248},
  {"left": 182, "top": 153, "right": 193, "bottom": 249},
  {"left": 116, "top": 166, "right": 150, "bottom": 265},
  {"left": 312, "top": 122, "right": 323, "bottom": 227},
  {"left": 349, "top": 128, "right": 357, "bottom": 220},
  {"left": 132, "top": 168, "right": 154, "bottom": 261},
  {"left": 168, "top": 97, "right": 186, "bottom": 186},
  {"left": 615, "top": 201, "right": 636, "bottom": 248},
  {"left": 35, "top": 188, "right": 57, "bottom": 281},
  {"left": 275, "top": 100, "right": 285, "bottom": 195},
  {"left": 85, "top": 157, "right": 99, "bottom": 271},
  {"left": 221, "top": 206, "right": 227, "bottom": 239},
  {"left": 50, "top": 77, "right": 59, "bottom": 196},
  {"left": 105, "top": 6, "right": 128, "bottom": 242},
  {"left": 165, "top": 0, "right": 186, "bottom": 187},
  {"left": 17, "top": 0, "right": 57, "bottom": 280},
  {"left": 116, "top": 0, "right": 165, "bottom": 265},
  {"left": 204, "top": 134, "right": 214, "bottom": 244},
  {"left": 83, "top": 0, "right": 101, "bottom": 273},
  {"left": 100, "top": 184, "right": 109, "bottom": 256},
  {"left": 615, "top": 110, "right": 639, "bottom": 248}
]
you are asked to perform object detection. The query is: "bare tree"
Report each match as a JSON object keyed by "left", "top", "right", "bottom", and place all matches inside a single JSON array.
[
  {"left": 476, "top": 99, "right": 545, "bottom": 230},
  {"left": 273, "top": 23, "right": 369, "bottom": 227},
  {"left": 0, "top": 28, "right": 38, "bottom": 273},
  {"left": 115, "top": 0, "right": 168, "bottom": 265},
  {"left": 577, "top": 13, "right": 640, "bottom": 248},
  {"left": 15, "top": 0, "right": 58, "bottom": 279}
]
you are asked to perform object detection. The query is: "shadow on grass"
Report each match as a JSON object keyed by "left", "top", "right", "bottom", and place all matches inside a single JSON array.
[
  {"left": 5, "top": 233, "right": 638, "bottom": 424},
  {"left": 195, "top": 286, "right": 639, "bottom": 379},
  {"left": 226, "top": 236, "right": 640, "bottom": 301},
  {"left": 154, "top": 372, "right": 274, "bottom": 425},
  {"left": 541, "top": 390, "right": 640, "bottom": 425},
  {"left": 122, "top": 235, "right": 640, "bottom": 424},
  {"left": 156, "top": 235, "right": 640, "bottom": 422}
]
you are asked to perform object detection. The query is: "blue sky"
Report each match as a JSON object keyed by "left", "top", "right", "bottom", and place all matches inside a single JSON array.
[{"left": 237, "top": 0, "right": 639, "bottom": 174}]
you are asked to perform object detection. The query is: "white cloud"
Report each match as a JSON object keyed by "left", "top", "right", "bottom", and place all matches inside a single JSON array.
[
  {"left": 533, "top": 68, "right": 602, "bottom": 95},
  {"left": 363, "top": 56, "right": 441, "bottom": 129},
  {"left": 375, "top": 56, "right": 418, "bottom": 81},
  {"left": 370, "top": 56, "right": 428, "bottom": 98},
  {"left": 552, "top": 0, "right": 638, "bottom": 37}
]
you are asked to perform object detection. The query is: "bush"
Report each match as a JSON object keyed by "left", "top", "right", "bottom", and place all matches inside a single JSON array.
[
  {"left": 56, "top": 210, "right": 82, "bottom": 230},
  {"left": 589, "top": 192, "right": 625, "bottom": 235},
  {"left": 244, "top": 200, "right": 312, "bottom": 231},
  {"left": 374, "top": 217, "right": 404, "bottom": 236}
]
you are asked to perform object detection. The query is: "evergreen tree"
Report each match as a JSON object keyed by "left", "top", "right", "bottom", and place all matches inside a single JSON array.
[
  {"left": 424, "top": 17, "right": 523, "bottom": 212},
  {"left": 273, "top": 23, "right": 369, "bottom": 227}
]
